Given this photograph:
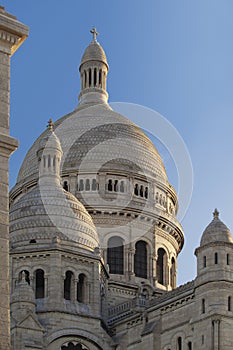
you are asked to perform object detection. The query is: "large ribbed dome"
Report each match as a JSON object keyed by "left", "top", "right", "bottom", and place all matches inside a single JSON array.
[
  {"left": 15, "top": 104, "right": 168, "bottom": 186},
  {"left": 200, "top": 209, "right": 233, "bottom": 246}
]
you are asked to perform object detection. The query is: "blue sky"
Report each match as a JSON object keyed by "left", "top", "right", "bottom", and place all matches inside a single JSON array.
[{"left": 3, "top": 0, "right": 233, "bottom": 285}]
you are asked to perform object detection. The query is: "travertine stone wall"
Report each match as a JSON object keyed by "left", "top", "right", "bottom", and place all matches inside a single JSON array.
[{"left": 0, "top": 6, "right": 28, "bottom": 349}]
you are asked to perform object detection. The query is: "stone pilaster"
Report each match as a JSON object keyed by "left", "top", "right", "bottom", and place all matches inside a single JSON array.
[{"left": 0, "top": 6, "right": 28, "bottom": 349}]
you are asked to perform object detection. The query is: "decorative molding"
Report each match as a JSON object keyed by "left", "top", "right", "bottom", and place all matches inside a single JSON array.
[{"left": 0, "top": 133, "right": 18, "bottom": 157}]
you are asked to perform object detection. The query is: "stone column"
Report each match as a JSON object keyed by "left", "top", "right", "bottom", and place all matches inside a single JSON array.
[{"left": 0, "top": 7, "right": 28, "bottom": 348}]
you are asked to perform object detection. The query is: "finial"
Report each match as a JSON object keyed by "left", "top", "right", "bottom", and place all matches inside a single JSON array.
[
  {"left": 21, "top": 271, "right": 26, "bottom": 282},
  {"left": 90, "top": 27, "right": 99, "bottom": 42},
  {"left": 213, "top": 208, "right": 219, "bottom": 219},
  {"left": 47, "top": 118, "right": 54, "bottom": 131}
]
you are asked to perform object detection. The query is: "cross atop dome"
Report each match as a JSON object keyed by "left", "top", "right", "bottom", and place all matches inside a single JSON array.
[
  {"left": 213, "top": 208, "right": 219, "bottom": 219},
  {"left": 90, "top": 27, "right": 99, "bottom": 42}
]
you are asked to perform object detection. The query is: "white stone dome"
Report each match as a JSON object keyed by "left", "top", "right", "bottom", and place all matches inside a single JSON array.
[
  {"left": 15, "top": 104, "right": 168, "bottom": 186},
  {"left": 80, "top": 39, "right": 108, "bottom": 68},
  {"left": 200, "top": 209, "right": 233, "bottom": 246},
  {"left": 10, "top": 182, "right": 99, "bottom": 250}
]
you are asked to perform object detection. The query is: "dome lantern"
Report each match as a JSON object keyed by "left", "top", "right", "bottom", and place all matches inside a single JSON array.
[{"left": 78, "top": 28, "right": 109, "bottom": 106}]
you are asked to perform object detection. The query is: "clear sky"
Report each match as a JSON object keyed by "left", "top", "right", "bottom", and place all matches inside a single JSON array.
[{"left": 3, "top": 0, "right": 233, "bottom": 285}]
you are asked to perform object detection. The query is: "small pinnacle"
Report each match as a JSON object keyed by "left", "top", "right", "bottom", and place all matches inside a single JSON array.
[
  {"left": 90, "top": 27, "right": 99, "bottom": 41},
  {"left": 21, "top": 271, "right": 26, "bottom": 282},
  {"left": 47, "top": 118, "right": 54, "bottom": 131},
  {"left": 213, "top": 208, "right": 219, "bottom": 219}
]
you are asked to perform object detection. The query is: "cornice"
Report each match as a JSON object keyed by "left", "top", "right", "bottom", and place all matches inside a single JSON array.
[
  {"left": 0, "top": 133, "right": 18, "bottom": 157},
  {"left": 0, "top": 7, "right": 29, "bottom": 55}
]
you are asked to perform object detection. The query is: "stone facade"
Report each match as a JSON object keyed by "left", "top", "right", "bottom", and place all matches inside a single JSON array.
[
  {"left": 6, "top": 24, "right": 233, "bottom": 350},
  {"left": 0, "top": 7, "right": 28, "bottom": 349}
]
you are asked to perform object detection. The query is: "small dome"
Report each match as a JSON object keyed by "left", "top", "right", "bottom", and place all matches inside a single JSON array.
[
  {"left": 10, "top": 182, "right": 99, "bottom": 251},
  {"left": 200, "top": 209, "right": 233, "bottom": 246},
  {"left": 80, "top": 29, "right": 108, "bottom": 68}
]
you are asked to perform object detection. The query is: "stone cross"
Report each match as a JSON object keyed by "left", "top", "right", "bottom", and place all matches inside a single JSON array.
[{"left": 90, "top": 27, "right": 99, "bottom": 41}]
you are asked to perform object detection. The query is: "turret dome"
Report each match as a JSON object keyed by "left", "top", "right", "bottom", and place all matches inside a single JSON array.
[
  {"left": 200, "top": 209, "right": 233, "bottom": 246},
  {"left": 80, "top": 34, "right": 108, "bottom": 68},
  {"left": 10, "top": 124, "right": 99, "bottom": 252}
]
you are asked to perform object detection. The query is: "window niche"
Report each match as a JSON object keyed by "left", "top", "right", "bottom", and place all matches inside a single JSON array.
[
  {"left": 35, "top": 269, "right": 45, "bottom": 299},
  {"left": 228, "top": 296, "right": 232, "bottom": 311},
  {"left": 77, "top": 273, "right": 87, "bottom": 303},
  {"left": 177, "top": 336, "right": 182, "bottom": 350},
  {"left": 214, "top": 252, "right": 218, "bottom": 264},
  {"left": 134, "top": 240, "right": 147, "bottom": 278},
  {"left": 202, "top": 298, "right": 205, "bottom": 314},
  {"left": 19, "top": 270, "right": 30, "bottom": 285},
  {"left": 64, "top": 271, "right": 74, "bottom": 301},
  {"left": 107, "top": 236, "right": 124, "bottom": 274},
  {"left": 203, "top": 255, "right": 207, "bottom": 268},
  {"left": 156, "top": 248, "right": 167, "bottom": 285}
]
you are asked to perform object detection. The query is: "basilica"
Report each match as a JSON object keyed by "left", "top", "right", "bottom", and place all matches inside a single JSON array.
[{"left": 1, "top": 7, "right": 233, "bottom": 350}]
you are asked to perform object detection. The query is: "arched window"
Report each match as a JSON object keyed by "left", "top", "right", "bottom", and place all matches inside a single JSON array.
[
  {"left": 202, "top": 298, "right": 205, "bottom": 313},
  {"left": 187, "top": 342, "right": 192, "bottom": 350},
  {"left": 157, "top": 248, "right": 166, "bottom": 285},
  {"left": 79, "top": 179, "right": 84, "bottom": 191},
  {"left": 202, "top": 335, "right": 204, "bottom": 345},
  {"left": 91, "top": 179, "right": 97, "bottom": 191},
  {"left": 94, "top": 68, "right": 97, "bottom": 86},
  {"left": 114, "top": 180, "right": 118, "bottom": 192},
  {"left": 63, "top": 181, "right": 69, "bottom": 191},
  {"left": 214, "top": 252, "right": 218, "bottom": 264},
  {"left": 159, "top": 194, "right": 162, "bottom": 204},
  {"left": 19, "top": 270, "right": 30, "bottom": 285},
  {"left": 77, "top": 273, "right": 87, "bottom": 303},
  {"left": 108, "top": 179, "right": 113, "bottom": 191},
  {"left": 203, "top": 255, "right": 206, "bottom": 268},
  {"left": 107, "top": 236, "right": 124, "bottom": 274},
  {"left": 35, "top": 269, "right": 45, "bottom": 299},
  {"left": 145, "top": 187, "right": 148, "bottom": 199},
  {"left": 99, "top": 69, "right": 102, "bottom": 87},
  {"left": 227, "top": 253, "right": 230, "bottom": 265},
  {"left": 120, "top": 181, "right": 124, "bottom": 193},
  {"left": 155, "top": 192, "right": 159, "bottom": 202},
  {"left": 228, "top": 296, "right": 231, "bottom": 311},
  {"left": 140, "top": 185, "right": 144, "bottom": 197},
  {"left": 47, "top": 154, "right": 51, "bottom": 168},
  {"left": 88, "top": 68, "right": 91, "bottom": 86},
  {"left": 134, "top": 184, "right": 139, "bottom": 196},
  {"left": 170, "top": 257, "right": 176, "bottom": 288},
  {"left": 64, "top": 271, "right": 74, "bottom": 301},
  {"left": 85, "top": 179, "right": 90, "bottom": 191},
  {"left": 134, "top": 241, "right": 147, "bottom": 278},
  {"left": 177, "top": 337, "right": 182, "bottom": 350},
  {"left": 53, "top": 156, "right": 56, "bottom": 167},
  {"left": 84, "top": 70, "right": 87, "bottom": 88}
]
